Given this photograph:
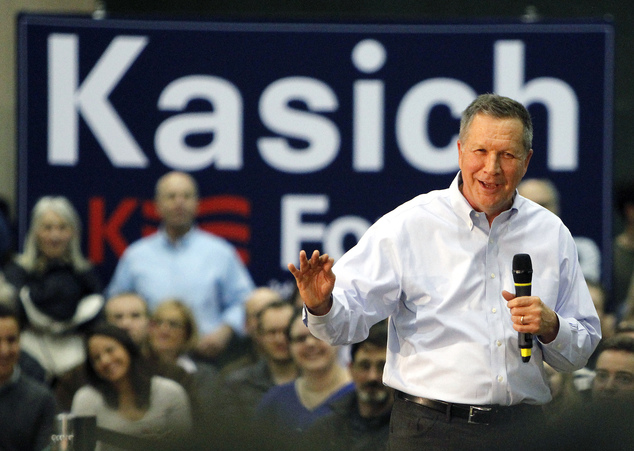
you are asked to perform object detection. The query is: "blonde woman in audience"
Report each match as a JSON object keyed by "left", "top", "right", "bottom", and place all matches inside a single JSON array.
[
  {"left": 72, "top": 323, "right": 192, "bottom": 450},
  {"left": 2, "top": 196, "right": 103, "bottom": 379}
]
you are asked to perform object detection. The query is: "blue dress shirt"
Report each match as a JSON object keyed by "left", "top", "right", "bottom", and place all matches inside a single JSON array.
[{"left": 107, "top": 227, "right": 255, "bottom": 335}]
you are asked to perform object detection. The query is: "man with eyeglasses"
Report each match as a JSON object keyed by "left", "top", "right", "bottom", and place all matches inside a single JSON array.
[
  {"left": 219, "top": 301, "right": 298, "bottom": 425},
  {"left": 528, "top": 334, "right": 634, "bottom": 450},
  {"left": 592, "top": 334, "right": 634, "bottom": 402},
  {"left": 304, "top": 320, "right": 392, "bottom": 451}
]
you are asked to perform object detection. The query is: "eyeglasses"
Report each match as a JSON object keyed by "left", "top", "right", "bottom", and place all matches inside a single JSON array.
[
  {"left": 594, "top": 370, "right": 634, "bottom": 388},
  {"left": 289, "top": 333, "right": 319, "bottom": 344},
  {"left": 260, "top": 328, "right": 287, "bottom": 338},
  {"left": 151, "top": 318, "right": 186, "bottom": 330}
]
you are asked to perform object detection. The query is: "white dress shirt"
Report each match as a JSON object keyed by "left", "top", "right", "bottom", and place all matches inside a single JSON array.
[{"left": 307, "top": 172, "right": 601, "bottom": 406}]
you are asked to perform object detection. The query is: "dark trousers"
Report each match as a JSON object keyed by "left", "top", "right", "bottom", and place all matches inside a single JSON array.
[{"left": 388, "top": 393, "right": 543, "bottom": 451}]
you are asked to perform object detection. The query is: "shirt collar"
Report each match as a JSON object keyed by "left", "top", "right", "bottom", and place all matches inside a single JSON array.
[
  {"left": 449, "top": 172, "right": 476, "bottom": 230},
  {"left": 159, "top": 225, "right": 196, "bottom": 247}
]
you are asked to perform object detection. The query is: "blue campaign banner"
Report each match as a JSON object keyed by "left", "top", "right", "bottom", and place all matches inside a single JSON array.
[{"left": 17, "top": 15, "right": 614, "bottom": 292}]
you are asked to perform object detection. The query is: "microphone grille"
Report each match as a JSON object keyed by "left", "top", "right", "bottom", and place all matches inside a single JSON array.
[{"left": 512, "top": 253, "right": 533, "bottom": 283}]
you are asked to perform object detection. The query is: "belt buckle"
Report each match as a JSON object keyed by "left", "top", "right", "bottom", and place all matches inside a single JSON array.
[{"left": 467, "top": 405, "right": 492, "bottom": 425}]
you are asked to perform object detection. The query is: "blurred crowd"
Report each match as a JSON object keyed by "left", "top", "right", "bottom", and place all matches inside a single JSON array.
[{"left": 1, "top": 171, "right": 634, "bottom": 450}]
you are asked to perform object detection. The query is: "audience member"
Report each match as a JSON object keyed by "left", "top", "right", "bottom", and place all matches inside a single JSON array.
[
  {"left": 288, "top": 284, "right": 352, "bottom": 368},
  {"left": 106, "top": 171, "right": 255, "bottom": 362},
  {"left": 518, "top": 178, "right": 601, "bottom": 284},
  {"left": 55, "top": 293, "right": 152, "bottom": 411},
  {"left": 592, "top": 334, "right": 634, "bottom": 403},
  {"left": 522, "top": 339, "right": 634, "bottom": 451},
  {"left": 148, "top": 298, "right": 220, "bottom": 382},
  {"left": 613, "top": 181, "right": 634, "bottom": 315},
  {"left": 71, "top": 323, "right": 192, "bottom": 450},
  {"left": 104, "top": 292, "right": 151, "bottom": 353},
  {"left": 572, "top": 281, "right": 616, "bottom": 394},
  {"left": 221, "top": 300, "right": 297, "bottom": 420},
  {"left": 0, "top": 272, "right": 47, "bottom": 383},
  {"left": 221, "top": 287, "right": 285, "bottom": 373},
  {"left": 255, "top": 309, "right": 353, "bottom": 449},
  {"left": 147, "top": 298, "right": 222, "bottom": 448},
  {"left": 0, "top": 303, "right": 56, "bottom": 451},
  {"left": 206, "top": 300, "right": 297, "bottom": 449},
  {"left": 304, "top": 320, "right": 392, "bottom": 451},
  {"left": 2, "top": 196, "right": 103, "bottom": 380}
]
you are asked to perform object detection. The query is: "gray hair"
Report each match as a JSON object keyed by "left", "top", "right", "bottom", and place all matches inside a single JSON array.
[
  {"left": 16, "top": 196, "right": 90, "bottom": 272},
  {"left": 459, "top": 93, "right": 533, "bottom": 155}
]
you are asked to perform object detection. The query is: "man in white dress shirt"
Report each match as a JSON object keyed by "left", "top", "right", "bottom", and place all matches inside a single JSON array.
[{"left": 289, "top": 94, "right": 601, "bottom": 449}]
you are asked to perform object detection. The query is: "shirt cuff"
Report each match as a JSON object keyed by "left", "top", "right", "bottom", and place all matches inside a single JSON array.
[
  {"left": 538, "top": 312, "right": 569, "bottom": 351},
  {"left": 302, "top": 295, "right": 336, "bottom": 327}
]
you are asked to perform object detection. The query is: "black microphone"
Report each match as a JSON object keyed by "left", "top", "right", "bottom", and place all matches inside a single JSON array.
[{"left": 512, "top": 253, "right": 533, "bottom": 363}]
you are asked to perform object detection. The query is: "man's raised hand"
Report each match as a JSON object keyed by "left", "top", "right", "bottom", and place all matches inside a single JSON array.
[{"left": 288, "top": 250, "right": 336, "bottom": 316}]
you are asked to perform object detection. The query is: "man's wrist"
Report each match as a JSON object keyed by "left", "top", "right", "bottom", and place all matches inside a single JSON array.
[
  {"left": 538, "top": 311, "right": 560, "bottom": 344},
  {"left": 307, "top": 294, "right": 333, "bottom": 316}
]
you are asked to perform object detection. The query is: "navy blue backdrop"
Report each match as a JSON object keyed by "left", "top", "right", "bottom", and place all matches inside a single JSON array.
[{"left": 17, "top": 15, "right": 614, "bottom": 292}]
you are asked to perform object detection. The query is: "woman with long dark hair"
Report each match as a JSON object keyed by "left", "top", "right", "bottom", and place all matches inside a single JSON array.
[{"left": 71, "top": 323, "right": 192, "bottom": 450}]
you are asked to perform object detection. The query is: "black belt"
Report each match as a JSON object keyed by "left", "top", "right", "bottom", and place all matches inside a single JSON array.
[{"left": 396, "top": 391, "right": 539, "bottom": 425}]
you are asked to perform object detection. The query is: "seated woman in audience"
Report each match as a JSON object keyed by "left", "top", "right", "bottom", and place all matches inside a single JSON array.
[
  {"left": 71, "top": 323, "right": 192, "bottom": 450},
  {"left": 148, "top": 298, "right": 219, "bottom": 386},
  {"left": 149, "top": 299, "right": 202, "bottom": 369},
  {"left": 147, "top": 298, "right": 221, "bottom": 447},
  {"left": 2, "top": 196, "right": 103, "bottom": 380},
  {"left": 255, "top": 308, "right": 353, "bottom": 448}
]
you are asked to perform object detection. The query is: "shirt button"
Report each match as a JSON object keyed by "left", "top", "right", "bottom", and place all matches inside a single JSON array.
[
  {"left": 497, "top": 376, "right": 504, "bottom": 383},
  {"left": 496, "top": 340, "right": 502, "bottom": 347},
  {"left": 489, "top": 238, "right": 494, "bottom": 244},
  {"left": 490, "top": 273, "right": 496, "bottom": 279},
  {"left": 491, "top": 308, "right": 497, "bottom": 313}
]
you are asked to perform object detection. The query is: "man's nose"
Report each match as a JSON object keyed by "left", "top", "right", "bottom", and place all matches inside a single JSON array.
[
  {"left": 368, "top": 365, "right": 383, "bottom": 380},
  {"left": 602, "top": 374, "right": 618, "bottom": 391},
  {"left": 484, "top": 153, "right": 501, "bottom": 173}
]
